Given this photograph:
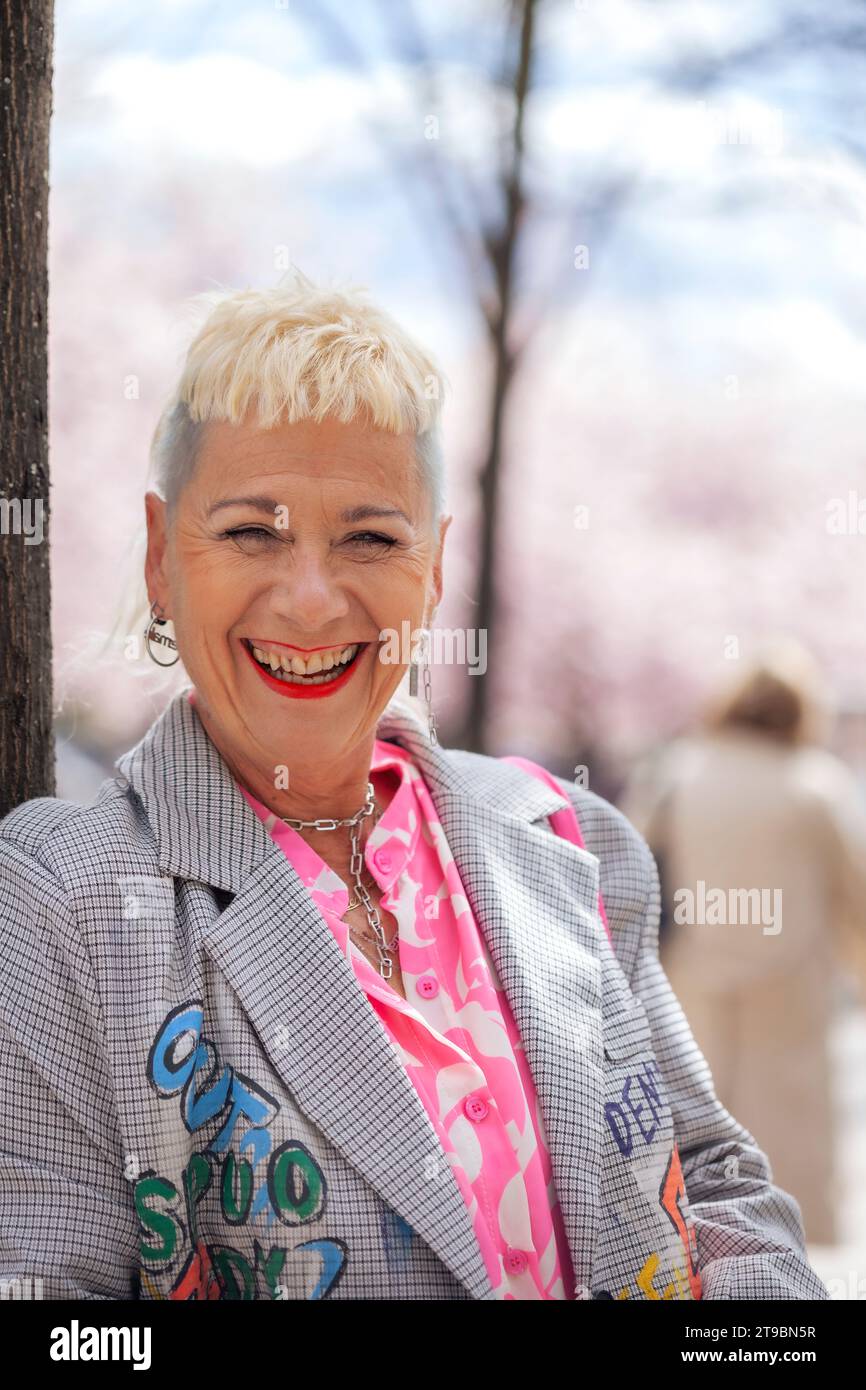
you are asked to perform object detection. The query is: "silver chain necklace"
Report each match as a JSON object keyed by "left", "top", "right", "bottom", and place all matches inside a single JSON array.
[{"left": 279, "top": 783, "right": 399, "bottom": 980}]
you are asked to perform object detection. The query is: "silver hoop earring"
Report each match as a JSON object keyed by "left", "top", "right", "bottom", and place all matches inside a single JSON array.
[
  {"left": 144, "top": 600, "right": 180, "bottom": 668},
  {"left": 409, "top": 626, "right": 437, "bottom": 745}
]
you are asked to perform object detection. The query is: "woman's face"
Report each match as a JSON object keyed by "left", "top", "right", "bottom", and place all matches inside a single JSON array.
[{"left": 144, "top": 412, "right": 451, "bottom": 776}]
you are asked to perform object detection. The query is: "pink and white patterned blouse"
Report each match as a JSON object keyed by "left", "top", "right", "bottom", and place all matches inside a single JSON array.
[{"left": 237, "top": 735, "right": 577, "bottom": 1300}]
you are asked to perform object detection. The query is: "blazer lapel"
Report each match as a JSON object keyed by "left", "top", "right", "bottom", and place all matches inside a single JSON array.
[{"left": 117, "top": 688, "right": 608, "bottom": 1299}]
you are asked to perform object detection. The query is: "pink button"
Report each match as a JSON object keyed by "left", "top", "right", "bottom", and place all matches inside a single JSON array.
[
  {"left": 374, "top": 848, "right": 393, "bottom": 872},
  {"left": 416, "top": 976, "right": 439, "bottom": 999},
  {"left": 505, "top": 1249, "right": 529, "bottom": 1275},
  {"left": 463, "top": 1094, "right": 489, "bottom": 1122}
]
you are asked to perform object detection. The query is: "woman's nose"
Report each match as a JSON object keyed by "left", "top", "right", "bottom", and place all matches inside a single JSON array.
[{"left": 265, "top": 551, "right": 350, "bottom": 629}]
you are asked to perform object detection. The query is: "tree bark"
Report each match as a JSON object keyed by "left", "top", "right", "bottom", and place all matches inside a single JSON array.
[
  {"left": 0, "top": 1, "right": 54, "bottom": 817},
  {"left": 459, "top": 0, "right": 536, "bottom": 753}
]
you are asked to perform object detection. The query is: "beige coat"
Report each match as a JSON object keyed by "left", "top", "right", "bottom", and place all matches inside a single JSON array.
[{"left": 622, "top": 726, "right": 866, "bottom": 1245}]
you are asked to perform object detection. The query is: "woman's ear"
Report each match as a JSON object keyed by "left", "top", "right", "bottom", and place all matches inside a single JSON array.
[
  {"left": 144, "top": 491, "right": 171, "bottom": 611},
  {"left": 431, "top": 513, "right": 452, "bottom": 611}
]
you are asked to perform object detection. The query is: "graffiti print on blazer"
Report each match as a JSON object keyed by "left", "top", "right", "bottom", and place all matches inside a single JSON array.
[{"left": 133, "top": 1000, "right": 347, "bottom": 1299}]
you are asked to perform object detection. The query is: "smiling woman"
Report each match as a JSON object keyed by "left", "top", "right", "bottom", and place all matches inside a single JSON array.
[
  {"left": 142, "top": 402, "right": 448, "bottom": 788},
  {"left": 0, "top": 267, "right": 829, "bottom": 1303}
]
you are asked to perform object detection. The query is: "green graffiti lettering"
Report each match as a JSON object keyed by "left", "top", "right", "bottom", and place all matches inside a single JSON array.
[
  {"left": 183, "top": 1151, "right": 213, "bottom": 1245},
  {"left": 255, "top": 1241, "right": 289, "bottom": 1298},
  {"left": 221, "top": 1151, "right": 254, "bottom": 1225},
  {"left": 210, "top": 1246, "right": 255, "bottom": 1300},
  {"left": 267, "top": 1141, "right": 326, "bottom": 1226},
  {"left": 134, "top": 1174, "right": 180, "bottom": 1263}
]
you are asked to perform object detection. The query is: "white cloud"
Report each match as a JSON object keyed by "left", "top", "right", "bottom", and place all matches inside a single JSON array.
[{"left": 90, "top": 52, "right": 386, "bottom": 169}]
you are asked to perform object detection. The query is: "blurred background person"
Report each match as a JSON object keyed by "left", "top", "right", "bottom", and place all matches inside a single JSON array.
[{"left": 622, "top": 638, "right": 866, "bottom": 1246}]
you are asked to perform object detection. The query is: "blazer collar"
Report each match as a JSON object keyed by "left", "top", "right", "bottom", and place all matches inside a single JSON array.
[
  {"left": 115, "top": 685, "right": 569, "bottom": 892},
  {"left": 115, "top": 686, "right": 606, "bottom": 1302}
]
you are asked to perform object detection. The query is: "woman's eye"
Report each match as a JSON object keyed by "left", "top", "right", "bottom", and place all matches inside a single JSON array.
[
  {"left": 346, "top": 532, "right": 397, "bottom": 550},
  {"left": 220, "top": 526, "right": 278, "bottom": 548}
]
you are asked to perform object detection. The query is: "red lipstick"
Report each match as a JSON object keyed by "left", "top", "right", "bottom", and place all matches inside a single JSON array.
[{"left": 241, "top": 639, "right": 368, "bottom": 700}]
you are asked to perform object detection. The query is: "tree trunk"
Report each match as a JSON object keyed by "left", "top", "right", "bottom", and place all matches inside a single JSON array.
[
  {"left": 0, "top": 1, "right": 55, "bottom": 817},
  {"left": 459, "top": 0, "right": 536, "bottom": 753}
]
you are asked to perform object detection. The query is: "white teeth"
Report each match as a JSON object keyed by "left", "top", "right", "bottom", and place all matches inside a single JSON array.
[{"left": 248, "top": 641, "right": 362, "bottom": 682}]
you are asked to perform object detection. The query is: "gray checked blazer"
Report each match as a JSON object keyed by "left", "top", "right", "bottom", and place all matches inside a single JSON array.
[{"left": 0, "top": 686, "right": 828, "bottom": 1300}]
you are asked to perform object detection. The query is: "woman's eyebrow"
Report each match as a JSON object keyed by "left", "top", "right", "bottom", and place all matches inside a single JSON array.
[
  {"left": 207, "top": 495, "right": 281, "bottom": 518},
  {"left": 339, "top": 504, "right": 411, "bottom": 525},
  {"left": 207, "top": 497, "right": 411, "bottom": 524}
]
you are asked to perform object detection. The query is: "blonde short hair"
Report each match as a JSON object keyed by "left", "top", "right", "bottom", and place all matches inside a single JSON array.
[{"left": 152, "top": 266, "right": 448, "bottom": 520}]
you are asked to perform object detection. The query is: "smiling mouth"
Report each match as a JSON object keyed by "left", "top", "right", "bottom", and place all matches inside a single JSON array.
[{"left": 242, "top": 638, "right": 368, "bottom": 686}]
